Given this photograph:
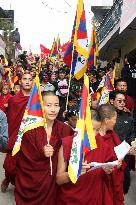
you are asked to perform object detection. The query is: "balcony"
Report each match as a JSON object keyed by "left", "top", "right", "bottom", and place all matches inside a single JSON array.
[{"left": 94, "top": 0, "right": 123, "bottom": 44}]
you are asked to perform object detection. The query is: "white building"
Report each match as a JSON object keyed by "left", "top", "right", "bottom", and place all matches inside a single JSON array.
[{"left": 0, "top": 35, "right": 6, "bottom": 55}]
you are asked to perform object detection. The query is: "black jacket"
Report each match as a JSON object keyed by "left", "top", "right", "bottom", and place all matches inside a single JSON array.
[
  {"left": 121, "top": 64, "right": 136, "bottom": 98},
  {"left": 114, "top": 110, "right": 135, "bottom": 144}
]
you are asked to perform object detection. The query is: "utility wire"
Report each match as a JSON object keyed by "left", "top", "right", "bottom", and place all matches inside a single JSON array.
[{"left": 64, "top": 0, "right": 72, "bottom": 8}]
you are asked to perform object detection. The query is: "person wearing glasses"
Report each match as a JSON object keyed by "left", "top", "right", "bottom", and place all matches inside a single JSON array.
[
  {"left": 109, "top": 90, "right": 135, "bottom": 195},
  {"left": 115, "top": 78, "right": 135, "bottom": 113}
]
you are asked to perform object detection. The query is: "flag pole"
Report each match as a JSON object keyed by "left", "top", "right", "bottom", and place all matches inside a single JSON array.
[
  {"left": 47, "top": 137, "right": 53, "bottom": 176},
  {"left": 45, "top": 125, "right": 53, "bottom": 176},
  {"left": 65, "top": 46, "right": 75, "bottom": 112}
]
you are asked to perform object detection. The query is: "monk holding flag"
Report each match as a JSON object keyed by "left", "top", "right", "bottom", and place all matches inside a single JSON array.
[
  {"left": 14, "top": 91, "right": 73, "bottom": 205},
  {"left": 1, "top": 72, "right": 33, "bottom": 192},
  {"left": 56, "top": 75, "right": 118, "bottom": 205}
]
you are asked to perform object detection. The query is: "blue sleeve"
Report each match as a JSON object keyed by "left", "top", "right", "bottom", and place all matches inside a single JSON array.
[{"left": 0, "top": 110, "right": 8, "bottom": 150}]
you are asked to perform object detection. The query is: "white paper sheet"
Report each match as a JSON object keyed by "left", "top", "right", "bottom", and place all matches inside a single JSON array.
[
  {"left": 114, "top": 140, "right": 130, "bottom": 160},
  {"left": 87, "top": 160, "right": 118, "bottom": 172}
]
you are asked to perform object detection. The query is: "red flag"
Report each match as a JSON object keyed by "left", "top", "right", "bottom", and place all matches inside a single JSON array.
[{"left": 40, "top": 44, "right": 50, "bottom": 55}]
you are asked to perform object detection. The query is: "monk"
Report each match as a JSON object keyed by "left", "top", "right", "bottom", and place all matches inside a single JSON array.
[
  {"left": 56, "top": 109, "right": 118, "bottom": 205},
  {"left": 98, "top": 104, "right": 126, "bottom": 205},
  {"left": 0, "top": 84, "right": 12, "bottom": 115},
  {"left": 15, "top": 91, "right": 74, "bottom": 205},
  {"left": 1, "top": 72, "right": 33, "bottom": 192}
]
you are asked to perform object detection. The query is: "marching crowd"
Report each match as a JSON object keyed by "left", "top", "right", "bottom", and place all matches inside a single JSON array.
[{"left": 0, "top": 52, "right": 136, "bottom": 205}]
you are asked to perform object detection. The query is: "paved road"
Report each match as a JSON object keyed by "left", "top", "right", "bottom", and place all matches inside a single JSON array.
[
  {"left": 0, "top": 153, "right": 135, "bottom": 205},
  {"left": 0, "top": 153, "right": 15, "bottom": 205}
]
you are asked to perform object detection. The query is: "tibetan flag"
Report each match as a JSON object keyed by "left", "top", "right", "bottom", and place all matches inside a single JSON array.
[
  {"left": 107, "top": 69, "right": 115, "bottom": 87},
  {"left": 87, "top": 25, "right": 99, "bottom": 70},
  {"left": 12, "top": 75, "right": 46, "bottom": 156},
  {"left": 97, "top": 74, "right": 114, "bottom": 106},
  {"left": 63, "top": 42, "right": 73, "bottom": 67},
  {"left": 5, "top": 68, "right": 14, "bottom": 90},
  {"left": 68, "top": 74, "right": 97, "bottom": 184},
  {"left": 27, "top": 48, "right": 35, "bottom": 62},
  {"left": 61, "top": 41, "right": 69, "bottom": 53},
  {"left": 63, "top": 14, "right": 76, "bottom": 67},
  {"left": 71, "top": 0, "right": 89, "bottom": 80},
  {"left": 50, "top": 38, "right": 58, "bottom": 57},
  {"left": 56, "top": 34, "right": 61, "bottom": 51}
]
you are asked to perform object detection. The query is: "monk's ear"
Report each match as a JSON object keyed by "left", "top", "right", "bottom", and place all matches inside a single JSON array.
[
  {"left": 105, "top": 118, "right": 109, "bottom": 125},
  {"left": 19, "top": 80, "right": 21, "bottom": 85}
]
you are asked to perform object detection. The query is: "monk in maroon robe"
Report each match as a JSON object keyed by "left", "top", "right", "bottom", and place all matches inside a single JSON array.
[
  {"left": 56, "top": 106, "right": 126, "bottom": 205},
  {"left": 57, "top": 135, "right": 117, "bottom": 205},
  {"left": 97, "top": 131, "right": 126, "bottom": 205},
  {"left": 1, "top": 73, "right": 33, "bottom": 192},
  {"left": 56, "top": 110, "right": 118, "bottom": 205},
  {"left": 98, "top": 104, "right": 126, "bottom": 205},
  {"left": 15, "top": 92, "right": 74, "bottom": 205},
  {"left": 0, "top": 84, "right": 12, "bottom": 115}
]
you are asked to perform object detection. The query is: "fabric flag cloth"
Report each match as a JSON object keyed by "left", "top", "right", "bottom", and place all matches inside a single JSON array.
[
  {"left": 50, "top": 38, "right": 58, "bottom": 58},
  {"left": 40, "top": 44, "right": 50, "bottom": 55},
  {"left": 68, "top": 74, "right": 97, "bottom": 184},
  {"left": 107, "top": 69, "right": 115, "bottom": 87},
  {"left": 27, "top": 48, "right": 35, "bottom": 62},
  {"left": 63, "top": 42, "right": 73, "bottom": 67},
  {"left": 71, "top": 0, "right": 89, "bottom": 80},
  {"left": 87, "top": 25, "right": 99, "bottom": 70},
  {"left": 56, "top": 34, "right": 61, "bottom": 60},
  {"left": 4, "top": 68, "right": 14, "bottom": 90},
  {"left": 12, "top": 75, "right": 46, "bottom": 156},
  {"left": 97, "top": 73, "right": 114, "bottom": 106},
  {"left": 63, "top": 15, "right": 76, "bottom": 67},
  {"left": 61, "top": 41, "right": 69, "bottom": 54},
  {"left": 40, "top": 44, "right": 50, "bottom": 60},
  {"left": 63, "top": 0, "right": 89, "bottom": 80}
]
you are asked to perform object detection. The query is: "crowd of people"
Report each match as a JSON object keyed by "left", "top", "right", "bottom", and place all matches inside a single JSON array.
[{"left": 0, "top": 51, "right": 136, "bottom": 205}]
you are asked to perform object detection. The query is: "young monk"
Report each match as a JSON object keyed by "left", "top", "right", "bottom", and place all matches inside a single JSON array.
[
  {"left": 15, "top": 91, "right": 74, "bottom": 205},
  {"left": 97, "top": 104, "right": 126, "bottom": 205},
  {"left": 0, "top": 84, "right": 12, "bottom": 115},
  {"left": 14, "top": 84, "right": 21, "bottom": 95},
  {"left": 1, "top": 73, "right": 33, "bottom": 192},
  {"left": 56, "top": 109, "right": 118, "bottom": 205}
]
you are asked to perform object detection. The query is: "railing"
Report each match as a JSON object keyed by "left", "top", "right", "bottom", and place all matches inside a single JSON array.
[{"left": 93, "top": 0, "right": 123, "bottom": 44}]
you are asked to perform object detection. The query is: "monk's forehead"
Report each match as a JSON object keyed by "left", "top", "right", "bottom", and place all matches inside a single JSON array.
[
  {"left": 21, "top": 74, "right": 33, "bottom": 79},
  {"left": 43, "top": 95, "right": 59, "bottom": 103}
]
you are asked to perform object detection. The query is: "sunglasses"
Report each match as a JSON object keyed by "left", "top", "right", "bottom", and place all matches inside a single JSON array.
[{"left": 117, "top": 99, "right": 126, "bottom": 104}]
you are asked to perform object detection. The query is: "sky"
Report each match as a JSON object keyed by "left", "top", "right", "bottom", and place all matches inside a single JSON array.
[{"left": 0, "top": 0, "right": 94, "bottom": 53}]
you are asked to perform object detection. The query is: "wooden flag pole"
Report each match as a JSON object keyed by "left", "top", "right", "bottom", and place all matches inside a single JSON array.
[
  {"left": 45, "top": 125, "right": 53, "bottom": 176},
  {"left": 47, "top": 137, "right": 53, "bottom": 176}
]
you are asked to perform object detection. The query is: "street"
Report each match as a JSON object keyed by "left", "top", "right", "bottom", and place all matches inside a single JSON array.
[{"left": 0, "top": 153, "right": 135, "bottom": 205}]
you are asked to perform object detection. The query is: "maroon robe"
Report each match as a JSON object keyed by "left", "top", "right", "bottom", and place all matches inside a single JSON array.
[
  {"left": 57, "top": 135, "right": 117, "bottom": 205},
  {"left": 15, "top": 120, "right": 74, "bottom": 205},
  {"left": 0, "top": 93, "right": 12, "bottom": 115},
  {"left": 97, "top": 130, "right": 126, "bottom": 205},
  {"left": 125, "top": 95, "right": 135, "bottom": 112},
  {"left": 3, "top": 91, "right": 29, "bottom": 185}
]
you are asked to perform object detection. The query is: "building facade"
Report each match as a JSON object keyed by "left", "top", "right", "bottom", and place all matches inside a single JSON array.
[
  {"left": 0, "top": 35, "right": 6, "bottom": 55},
  {"left": 92, "top": 0, "right": 136, "bottom": 76}
]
